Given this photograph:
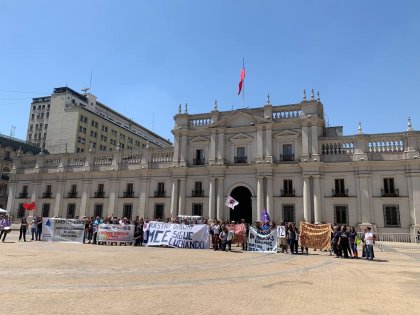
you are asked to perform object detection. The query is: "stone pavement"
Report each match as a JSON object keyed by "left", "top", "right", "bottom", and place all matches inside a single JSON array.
[{"left": 1, "top": 232, "right": 419, "bottom": 315}]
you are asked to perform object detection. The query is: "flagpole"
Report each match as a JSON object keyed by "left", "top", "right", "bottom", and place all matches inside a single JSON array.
[{"left": 242, "top": 57, "right": 245, "bottom": 108}]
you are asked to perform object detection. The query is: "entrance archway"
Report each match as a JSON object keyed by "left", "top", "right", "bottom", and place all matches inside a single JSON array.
[{"left": 229, "top": 186, "right": 252, "bottom": 223}]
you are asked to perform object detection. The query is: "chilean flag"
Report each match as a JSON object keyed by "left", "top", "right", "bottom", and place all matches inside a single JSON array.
[
  {"left": 23, "top": 201, "right": 37, "bottom": 211},
  {"left": 238, "top": 67, "right": 245, "bottom": 95}
]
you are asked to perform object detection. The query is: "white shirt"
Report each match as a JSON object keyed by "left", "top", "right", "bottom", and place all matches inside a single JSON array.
[{"left": 365, "top": 232, "right": 375, "bottom": 245}]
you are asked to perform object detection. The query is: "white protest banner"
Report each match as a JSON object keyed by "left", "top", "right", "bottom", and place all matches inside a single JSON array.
[
  {"left": 42, "top": 218, "right": 85, "bottom": 243},
  {"left": 277, "top": 225, "right": 286, "bottom": 238},
  {"left": 247, "top": 226, "right": 278, "bottom": 253},
  {"left": 97, "top": 224, "right": 135, "bottom": 242},
  {"left": 146, "top": 221, "right": 210, "bottom": 249}
]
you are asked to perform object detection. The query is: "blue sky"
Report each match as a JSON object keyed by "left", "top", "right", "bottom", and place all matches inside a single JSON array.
[{"left": 1, "top": 0, "right": 419, "bottom": 142}]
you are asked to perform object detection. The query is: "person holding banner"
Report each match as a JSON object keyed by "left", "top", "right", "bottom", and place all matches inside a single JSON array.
[
  {"left": 210, "top": 220, "right": 221, "bottom": 251},
  {"left": 36, "top": 216, "right": 43, "bottom": 241},
  {"left": 30, "top": 217, "right": 38, "bottom": 241}
]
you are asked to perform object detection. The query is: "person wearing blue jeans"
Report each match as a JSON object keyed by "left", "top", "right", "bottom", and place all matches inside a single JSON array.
[{"left": 364, "top": 226, "right": 375, "bottom": 260}]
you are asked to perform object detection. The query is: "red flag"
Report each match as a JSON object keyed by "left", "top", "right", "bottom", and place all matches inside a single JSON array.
[
  {"left": 238, "top": 67, "right": 245, "bottom": 95},
  {"left": 23, "top": 201, "right": 36, "bottom": 211}
]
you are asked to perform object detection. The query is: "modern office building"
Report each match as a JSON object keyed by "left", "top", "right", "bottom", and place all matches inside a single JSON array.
[
  {"left": 9, "top": 92, "right": 420, "bottom": 235},
  {"left": 26, "top": 87, "right": 172, "bottom": 153}
]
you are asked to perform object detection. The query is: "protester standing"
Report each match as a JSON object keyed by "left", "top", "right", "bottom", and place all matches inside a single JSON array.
[
  {"left": 36, "top": 216, "right": 43, "bottom": 241},
  {"left": 19, "top": 217, "right": 28, "bottom": 242},
  {"left": 30, "top": 217, "right": 38, "bottom": 241},
  {"left": 0, "top": 215, "right": 11, "bottom": 242},
  {"left": 364, "top": 226, "right": 376, "bottom": 260}
]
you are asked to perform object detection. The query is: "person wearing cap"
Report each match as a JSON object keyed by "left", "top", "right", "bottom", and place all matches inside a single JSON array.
[{"left": 364, "top": 226, "right": 376, "bottom": 260}]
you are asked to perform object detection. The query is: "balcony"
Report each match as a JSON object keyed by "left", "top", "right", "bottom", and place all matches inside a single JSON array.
[
  {"left": 154, "top": 190, "right": 166, "bottom": 198},
  {"left": 192, "top": 190, "right": 204, "bottom": 197},
  {"left": 332, "top": 189, "right": 348, "bottom": 197},
  {"left": 381, "top": 188, "right": 399, "bottom": 197},
  {"left": 18, "top": 192, "right": 28, "bottom": 198},
  {"left": 193, "top": 158, "right": 205, "bottom": 166},
  {"left": 43, "top": 192, "right": 52, "bottom": 198},
  {"left": 67, "top": 192, "right": 78, "bottom": 198},
  {"left": 234, "top": 156, "right": 247, "bottom": 164},
  {"left": 94, "top": 192, "right": 105, "bottom": 198},
  {"left": 281, "top": 189, "right": 295, "bottom": 197},
  {"left": 280, "top": 154, "right": 295, "bottom": 162},
  {"left": 123, "top": 191, "right": 135, "bottom": 198}
]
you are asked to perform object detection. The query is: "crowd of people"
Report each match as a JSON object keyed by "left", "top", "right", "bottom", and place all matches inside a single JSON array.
[{"left": 0, "top": 213, "right": 377, "bottom": 260}]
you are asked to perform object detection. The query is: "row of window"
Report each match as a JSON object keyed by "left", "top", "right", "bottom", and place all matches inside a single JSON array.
[
  {"left": 32, "top": 104, "right": 50, "bottom": 111},
  {"left": 31, "top": 112, "right": 49, "bottom": 120},
  {"left": 16, "top": 178, "right": 401, "bottom": 200}
]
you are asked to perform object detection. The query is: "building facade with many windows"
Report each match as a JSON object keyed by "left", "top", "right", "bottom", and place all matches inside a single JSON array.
[
  {"left": 26, "top": 87, "right": 172, "bottom": 153},
  {"left": 9, "top": 95, "right": 420, "bottom": 235}
]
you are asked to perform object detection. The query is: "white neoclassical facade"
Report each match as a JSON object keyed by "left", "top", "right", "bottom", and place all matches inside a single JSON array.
[{"left": 7, "top": 95, "right": 420, "bottom": 235}]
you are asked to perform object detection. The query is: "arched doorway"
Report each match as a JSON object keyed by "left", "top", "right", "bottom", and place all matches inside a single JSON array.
[{"left": 230, "top": 186, "right": 252, "bottom": 223}]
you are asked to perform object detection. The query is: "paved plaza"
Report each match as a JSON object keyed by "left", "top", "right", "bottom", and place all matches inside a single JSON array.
[{"left": 1, "top": 232, "right": 419, "bottom": 315}]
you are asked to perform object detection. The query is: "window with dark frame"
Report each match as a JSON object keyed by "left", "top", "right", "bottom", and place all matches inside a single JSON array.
[
  {"left": 192, "top": 203, "right": 203, "bottom": 216},
  {"left": 154, "top": 204, "right": 164, "bottom": 220},
  {"left": 282, "top": 179, "right": 294, "bottom": 197},
  {"left": 282, "top": 204, "right": 295, "bottom": 223},
  {"left": 192, "top": 181, "right": 203, "bottom": 197},
  {"left": 123, "top": 204, "right": 133, "bottom": 220},
  {"left": 235, "top": 146, "right": 247, "bottom": 163},
  {"left": 383, "top": 205, "right": 400, "bottom": 227},
  {"left": 94, "top": 204, "right": 103, "bottom": 218},
  {"left": 281, "top": 144, "right": 294, "bottom": 161},
  {"left": 67, "top": 204, "right": 76, "bottom": 218},
  {"left": 42, "top": 204, "right": 50, "bottom": 218},
  {"left": 334, "top": 179, "right": 347, "bottom": 196},
  {"left": 194, "top": 149, "right": 205, "bottom": 165},
  {"left": 334, "top": 205, "right": 348, "bottom": 225}
]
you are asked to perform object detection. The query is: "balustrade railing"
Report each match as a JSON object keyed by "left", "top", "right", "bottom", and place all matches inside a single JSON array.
[
  {"left": 368, "top": 137, "right": 404, "bottom": 153},
  {"left": 121, "top": 153, "right": 142, "bottom": 165},
  {"left": 190, "top": 116, "right": 212, "bottom": 127},
  {"left": 320, "top": 139, "right": 354, "bottom": 155},
  {"left": 67, "top": 154, "right": 86, "bottom": 166},
  {"left": 272, "top": 105, "right": 302, "bottom": 120},
  {"left": 94, "top": 154, "right": 113, "bottom": 166}
]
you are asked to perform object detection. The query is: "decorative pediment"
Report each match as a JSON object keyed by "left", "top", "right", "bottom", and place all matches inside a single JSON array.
[
  {"left": 274, "top": 130, "right": 300, "bottom": 139},
  {"left": 210, "top": 111, "right": 271, "bottom": 128},
  {"left": 229, "top": 133, "right": 253, "bottom": 145},
  {"left": 189, "top": 136, "right": 209, "bottom": 145}
]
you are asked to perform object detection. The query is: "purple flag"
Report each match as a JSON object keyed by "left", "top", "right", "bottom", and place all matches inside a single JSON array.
[{"left": 262, "top": 209, "right": 270, "bottom": 223}]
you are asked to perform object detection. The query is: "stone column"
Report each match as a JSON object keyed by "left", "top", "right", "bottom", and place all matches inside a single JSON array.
[
  {"left": 180, "top": 135, "right": 187, "bottom": 166},
  {"left": 311, "top": 124, "right": 319, "bottom": 155},
  {"left": 6, "top": 182, "right": 17, "bottom": 216},
  {"left": 217, "top": 131, "right": 224, "bottom": 163},
  {"left": 138, "top": 178, "right": 148, "bottom": 218},
  {"left": 107, "top": 180, "right": 119, "bottom": 217},
  {"left": 407, "top": 173, "right": 420, "bottom": 226},
  {"left": 178, "top": 178, "right": 186, "bottom": 215},
  {"left": 257, "top": 126, "right": 263, "bottom": 160},
  {"left": 356, "top": 174, "right": 373, "bottom": 225},
  {"left": 301, "top": 121, "right": 310, "bottom": 158},
  {"left": 209, "top": 130, "right": 216, "bottom": 164},
  {"left": 216, "top": 177, "right": 224, "bottom": 220},
  {"left": 53, "top": 180, "right": 64, "bottom": 218},
  {"left": 208, "top": 177, "right": 215, "bottom": 220},
  {"left": 266, "top": 175, "right": 273, "bottom": 219},
  {"left": 257, "top": 176, "right": 264, "bottom": 220},
  {"left": 170, "top": 178, "right": 179, "bottom": 219},
  {"left": 313, "top": 175, "right": 321, "bottom": 223},
  {"left": 265, "top": 126, "right": 272, "bottom": 162},
  {"left": 303, "top": 176, "right": 311, "bottom": 222},
  {"left": 79, "top": 179, "right": 91, "bottom": 218}
]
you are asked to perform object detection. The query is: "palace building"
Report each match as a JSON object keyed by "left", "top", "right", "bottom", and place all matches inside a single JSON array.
[{"left": 8, "top": 91, "right": 420, "bottom": 235}]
